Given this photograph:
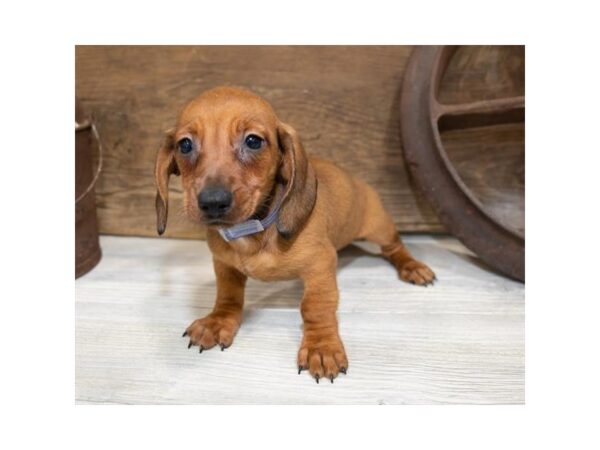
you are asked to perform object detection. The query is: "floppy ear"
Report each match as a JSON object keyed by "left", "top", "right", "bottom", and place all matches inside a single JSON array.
[
  {"left": 276, "top": 122, "right": 318, "bottom": 238},
  {"left": 154, "top": 130, "right": 179, "bottom": 235}
]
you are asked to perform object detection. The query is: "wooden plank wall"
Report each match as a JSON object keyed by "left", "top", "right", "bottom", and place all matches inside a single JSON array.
[{"left": 75, "top": 45, "right": 524, "bottom": 239}]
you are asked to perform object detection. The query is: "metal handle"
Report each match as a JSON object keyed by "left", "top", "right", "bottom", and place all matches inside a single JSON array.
[{"left": 75, "top": 121, "right": 103, "bottom": 204}]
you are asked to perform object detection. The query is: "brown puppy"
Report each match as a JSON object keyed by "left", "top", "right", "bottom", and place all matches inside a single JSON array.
[{"left": 155, "top": 86, "right": 435, "bottom": 383}]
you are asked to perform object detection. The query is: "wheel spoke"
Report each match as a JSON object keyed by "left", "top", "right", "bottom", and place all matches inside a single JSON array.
[{"left": 435, "top": 96, "right": 524, "bottom": 131}]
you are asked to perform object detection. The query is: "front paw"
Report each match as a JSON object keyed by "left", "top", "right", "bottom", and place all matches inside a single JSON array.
[
  {"left": 297, "top": 332, "right": 348, "bottom": 383},
  {"left": 182, "top": 312, "right": 240, "bottom": 352},
  {"left": 398, "top": 259, "right": 436, "bottom": 286}
]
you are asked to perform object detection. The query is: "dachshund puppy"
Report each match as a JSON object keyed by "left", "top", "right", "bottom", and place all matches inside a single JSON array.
[{"left": 155, "top": 86, "right": 435, "bottom": 383}]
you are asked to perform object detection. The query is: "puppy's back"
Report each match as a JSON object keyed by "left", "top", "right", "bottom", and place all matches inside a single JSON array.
[{"left": 308, "top": 156, "right": 370, "bottom": 250}]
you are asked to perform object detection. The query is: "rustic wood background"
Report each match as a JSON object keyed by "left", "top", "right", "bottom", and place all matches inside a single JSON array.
[{"left": 75, "top": 45, "right": 524, "bottom": 239}]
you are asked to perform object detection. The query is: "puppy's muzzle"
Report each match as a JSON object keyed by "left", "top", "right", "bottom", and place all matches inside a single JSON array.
[{"left": 198, "top": 186, "right": 233, "bottom": 219}]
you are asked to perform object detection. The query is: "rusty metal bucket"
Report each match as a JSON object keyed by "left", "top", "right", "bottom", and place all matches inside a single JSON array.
[{"left": 75, "top": 99, "right": 102, "bottom": 278}]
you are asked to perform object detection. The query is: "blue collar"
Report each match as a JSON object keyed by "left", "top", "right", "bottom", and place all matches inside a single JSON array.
[{"left": 217, "top": 194, "right": 283, "bottom": 242}]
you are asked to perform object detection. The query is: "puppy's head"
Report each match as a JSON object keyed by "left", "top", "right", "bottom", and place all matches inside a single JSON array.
[{"left": 154, "top": 86, "right": 317, "bottom": 237}]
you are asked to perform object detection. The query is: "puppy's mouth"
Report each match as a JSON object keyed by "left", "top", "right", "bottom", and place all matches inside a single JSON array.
[
  {"left": 200, "top": 207, "right": 254, "bottom": 227},
  {"left": 186, "top": 207, "right": 238, "bottom": 228},
  {"left": 203, "top": 217, "right": 236, "bottom": 226}
]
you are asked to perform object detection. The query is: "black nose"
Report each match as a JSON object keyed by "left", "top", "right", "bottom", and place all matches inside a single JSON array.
[{"left": 197, "top": 187, "right": 233, "bottom": 218}]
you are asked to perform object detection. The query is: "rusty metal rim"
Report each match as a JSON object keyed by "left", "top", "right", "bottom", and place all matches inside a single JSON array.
[
  {"left": 75, "top": 120, "right": 92, "bottom": 131},
  {"left": 400, "top": 45, "right": 525, "bottom": 281}
]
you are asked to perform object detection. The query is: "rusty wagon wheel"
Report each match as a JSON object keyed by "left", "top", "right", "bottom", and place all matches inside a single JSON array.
[{"left": 400, "top": 46, "right": 525, "bottom": 281}]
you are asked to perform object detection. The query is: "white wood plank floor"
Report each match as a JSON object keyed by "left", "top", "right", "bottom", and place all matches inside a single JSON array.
[{"left": 75, "top": 235, "right": 524, "bottom": 404}]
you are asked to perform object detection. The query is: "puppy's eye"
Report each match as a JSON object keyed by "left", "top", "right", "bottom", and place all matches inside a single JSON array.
[
  {"left": 244, "top": 134, "right": 263, "bottom": 150},
  {"left": 178, "top": 138, "right": 193, "bottom": 154}
]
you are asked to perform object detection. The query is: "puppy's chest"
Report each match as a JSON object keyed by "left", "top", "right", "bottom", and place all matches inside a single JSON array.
[{"left": 217, "top": 242, "right": 296, "bottom": 282}]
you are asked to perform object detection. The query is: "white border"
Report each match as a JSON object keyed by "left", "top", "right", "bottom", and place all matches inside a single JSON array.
[{"left": 2, "top": 0, "right": 600, "bottom": 448}]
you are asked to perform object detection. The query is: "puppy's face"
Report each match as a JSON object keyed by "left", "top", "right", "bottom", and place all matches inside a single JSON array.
[
  {"left": 155, "top": 86, "right": 317, "bottom": 238},
  {"left": 170, "top": 87, "right": 282, "bottom": 227}
]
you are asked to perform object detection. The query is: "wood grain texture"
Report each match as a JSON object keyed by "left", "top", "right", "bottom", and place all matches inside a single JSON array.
[
  {"left": 75, "top": 235, "right": 524, "bottom": 404},
  {"left": 442, "top": 123, "right": 525, "bottom": 234},
  {"left": 439, "top": 45, "right": 525, "bottom": 104},
  {"left": 75, "top": 45, "right": 524, "bottom": 239}
]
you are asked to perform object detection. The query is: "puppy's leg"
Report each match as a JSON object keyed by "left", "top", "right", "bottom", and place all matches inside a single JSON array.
[
  {"left": 358, "top": 183, "right": 435, "bottom": 285},
  {"left": 298, "top": 248, "right": 348, "bottom": 383},
  {"left": 183, "top": 258, "right": 247, "bottom": 351}
]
